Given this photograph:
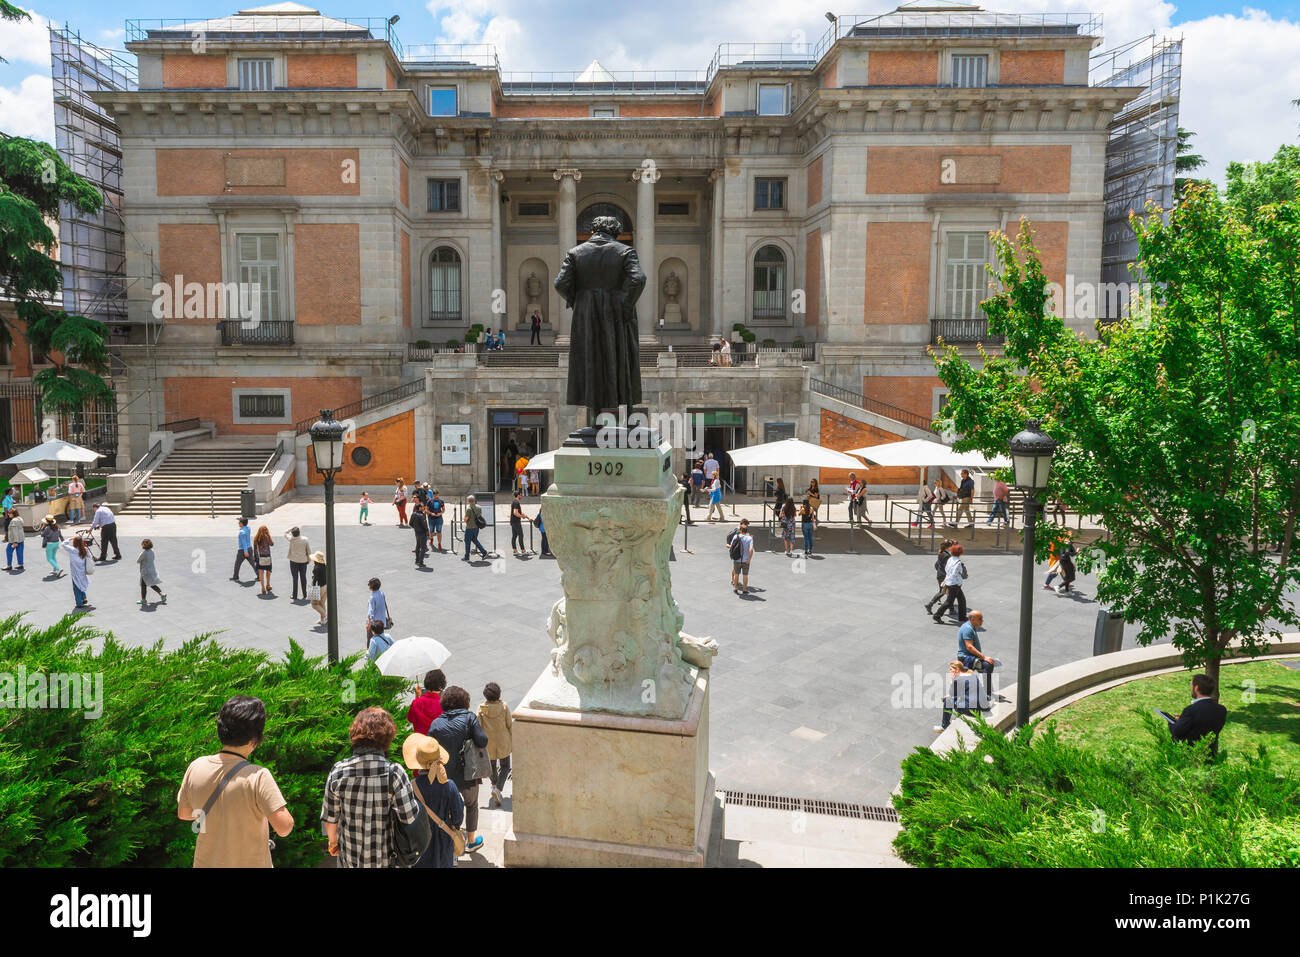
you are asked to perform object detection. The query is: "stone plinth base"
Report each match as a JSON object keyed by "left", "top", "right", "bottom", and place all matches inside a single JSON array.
[{"left": 504, "top": 671, "right": 711, "bottom": 867}]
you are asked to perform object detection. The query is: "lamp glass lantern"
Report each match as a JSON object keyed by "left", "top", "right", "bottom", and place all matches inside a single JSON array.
[
  {"left": 310, "top": 410, "right": 348, "bottom": 476},
  {"left": 1009, "top": 419, "right": 1057, "bottom": 492}
]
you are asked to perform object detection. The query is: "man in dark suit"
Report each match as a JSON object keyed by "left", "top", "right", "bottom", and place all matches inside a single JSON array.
[{"left": 1168, "top": 674, "right": 1228, "bottom": 756}]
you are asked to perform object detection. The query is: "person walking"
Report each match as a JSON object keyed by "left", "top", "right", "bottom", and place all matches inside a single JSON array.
[
  {"left": 1043, "top": 541, "right": 1061, "bottom": 591},
  {"left": 932, "top": 542, "right": 969, "bottom": 624},
  {"left": 845, "top": 472, "right": 865, "bottom": 526},
  {"left": 59, "top": 534, "right": 93, "bottom": 609},
  {"left": 987, "top": 476, "right": 1010, "bottom": 527},
  {"left": 533, "top": 507, "right": 551, "bottom": 557},
  {"left": 727, "top": 518, "right": 755, "bottom": 596},
  {"left": 309, "top": 551, "right": 328, "bottom": 626},
  {"left": 232, "top": 517, "right": 254, "bottom": 582},
  {"left": 90, "top": 502, "right": 120, "bottom": 562},
  {"left": 321, "top": 708, "right": 421, "bottom": 868},
  {"left": 428, "top": 489, "right": 446, "bottom": 552},
  {"left": 956, "top": 610, "right": 998, "bottom": 702},
  {"left": 136, "top": 538, "right": 166, "bottom": 607},
  {"left": 706, "top": 473, "right": 725, "bottom": 522},
  {"left": 428, "top": 686, "right": 490, "bottom": 854},
  {"left": 915, "top": 481, "right": 937, "bottom": 528},
  {"left": 931, "top": 478, "right": 951, "bottom": 526},
  {"left": 365, "top": 578, "right": 391, "bottom": 649},
  {"left": 773, "top": 477, "right": 789, "bottom": 516},
  {"left": 954, "top": 469, "right": 976, "bottom": 528},
  {"left": 529, "top": 310, "right": 542, "bottom": 346},
  {"left": 799, "top": 499, "right": 816, "bottom": 557},
  {"left": 410, "top": 502, "right": 430, "bottom": 567},
  {"left": 1056, "top": 535, "right": 1078, "bottom": 594},
  {"left": 780, "top": 498, "right": 797, "bottom": 557},
  {"left": 690, "top": 458, "right": 705, "bottom": 508},
  {"left": 66, "top": 476, "right": 86, "bottom": 525},
  {"left": 924, "top": 539, "right": 956, "bottom": 617},
  {"left": 477, "top": 682, "right": 513, "bottom": 808},
  {"left": 806, "top": 479, "right": 821, "bottom": 518},
  {"left": 462, "top": 495, "right": 490, "bottom": 562},
  {"left": 393, "top": 478, "right": 408, "bottom": 527},
  {"left": 509, "top": 491, "right": 526, "bottom": 556},
  {"left": 283, "top": 527, "right": 310, "bottom": 601},
  {"left": 358, "top": 491, "right": 372, "bottom": 526},
  {"left": 253, "top": 525, "right": 274, "bottom": 595},
  {"left": 40, "top": 515, "right": 62, "bottom": 577},
  {"left": 365, "top": 621, "right": 396, "bottom": 663},
  {"left": 402, "top": 733, "right": 465, "bottom": 869},
  {"left": 407, "top": 669, "right": 445, "bottom": 733},
  {"left": 703, "top": 450, "right": 720, "bottom": 488},
  {"left": 4, "top": 509, "right": 25, "bottom": 571},
  {"left": 176, "top": 695, "right": 294, "bottom": 868}
]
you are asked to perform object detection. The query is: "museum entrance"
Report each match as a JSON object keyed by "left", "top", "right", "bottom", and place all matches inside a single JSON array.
[
  {"left": 690, "top": 409, "right": 748, "bottom": 493},
  {"left": 489, "top": 409, "right": 547, "bottom": 493}
]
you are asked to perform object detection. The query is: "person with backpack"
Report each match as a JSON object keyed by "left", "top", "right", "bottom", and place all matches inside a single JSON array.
[
  {"left": 322, "top": 707, "right": 421, "bottom": 868},
  {"left": 462, "top": 495, "right": 490, "bottom": 562},
  {"left": 40, "top": 515, "right": 62, "bottom": 576},
  {"left": 176, "top": 695, "right": 294, "bottom": 868},
  {"left": 410, "top": 501, "right": 430, "bottom": 568},
  {"left": 428, "top": 686, "right": 490, "bottom": 854},
  {"left": 1056, "top": 534, "right": 1078, "bottom": 594},
  {"left": 924, "top": 539, "right": 956, "bottom": 617},
  {"left": 932, "top": 542, "right": 969, "bottom": 623},
  {"left": 428, "top": 488, "right": 446, "bottom": 552},
  {"left": 402, "top": 733, "right": 466, "bottom": 868},
  {"left": 365, "top": 577, "right": 391, "bottom": 648},
  {"left": 533, "top": 507, "right": 551, "bottom": 557},
  {"left": 366, "top": 620, "right": 396, "bottom": 663},
  {"left": 727, "top": 518, "right": 755, "bottom": 596}
]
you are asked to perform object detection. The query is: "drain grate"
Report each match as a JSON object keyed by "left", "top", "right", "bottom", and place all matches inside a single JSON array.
[{"left": 720, "top": 790, "right": 899, "bottom": 823}]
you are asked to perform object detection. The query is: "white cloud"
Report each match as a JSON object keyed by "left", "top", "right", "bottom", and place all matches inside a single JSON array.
[
  {"left": 0, "top": 72, "right": 55, "bottom": 143},
  {"left": 99, "top": 28, "right": 125, "bottom": 43},
  {"left": 0, "top": 8, "right": 51, "bottom": 68}
]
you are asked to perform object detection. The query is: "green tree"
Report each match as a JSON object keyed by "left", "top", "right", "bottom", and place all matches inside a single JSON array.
[
  {"left": 1224, "top": 143, "right": 1300, "bottom": 224},
  {"left": 1174, "top": 126, "right": 1208, "bottom": 198},
  {"left": 2, "top": 3, "right": 113, "bottom": 415},
  {"left": 929, "top": 188, "right": 1300, "bottom": 693}
]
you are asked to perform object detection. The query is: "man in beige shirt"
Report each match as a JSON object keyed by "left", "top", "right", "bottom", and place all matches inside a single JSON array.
[{"left": 177, "top": 695, "right": 294, "bottom": 867}]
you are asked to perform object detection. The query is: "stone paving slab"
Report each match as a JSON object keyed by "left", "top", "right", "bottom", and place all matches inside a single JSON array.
[{"left": 4, "top": 502, "right": 1202, "bottom": 806}]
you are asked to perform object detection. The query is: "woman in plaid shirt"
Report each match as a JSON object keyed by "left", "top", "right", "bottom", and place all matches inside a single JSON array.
[{"left": 322, "top": 708, "right": 421, "bottom": 868}]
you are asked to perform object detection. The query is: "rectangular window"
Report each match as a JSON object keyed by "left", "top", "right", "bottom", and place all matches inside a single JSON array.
[
  {"left": 945, "top": 232, "right": 991, "bottom": 320},
  {"left": 590, "top": 107, "right": 617, "bottom": 118},
  {"left": 657, "top": 201, "right": 690, "bottom": 216},
  {"left": 517, "top": 201, "right": 550, "bottom": 216},
  {"left": 757, "top": 83, "right": 789, "bottom": 116},
  {"left": 754, "top": 177, "right": 786, "bottom": 210},
  {"left": 427, "top": 179, "right": 461, "bottom": 212},
  {"left": 238, "top": 59, "right": 274, "bottom": 91},
  {"left": 428, "top": 86, "right": 457, "bottom": 116},
  {"left": 951, "top": 54, "right": 988, "bottom": 88},
  {"left": 236, "top": 233, "right": 281, "bottom": 323},
  {"left": 237, "top": 394, "right": 286, "bottom": 419}
]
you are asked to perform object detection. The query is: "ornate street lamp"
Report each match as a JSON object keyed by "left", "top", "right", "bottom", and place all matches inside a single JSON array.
[
  {"left": 309, "top": 409, "right": 347, "bottom": 664},
  {"left": 1009, "top": 419, "right": 1058, "bottom": 729}
]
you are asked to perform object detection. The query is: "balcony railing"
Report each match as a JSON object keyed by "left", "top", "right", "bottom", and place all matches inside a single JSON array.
[
  {"left": 218, "top": 320, "right": 295, "bottom": 346},
  {"left": 930, "top": 317, "right": 1004, "bottom": 345}
]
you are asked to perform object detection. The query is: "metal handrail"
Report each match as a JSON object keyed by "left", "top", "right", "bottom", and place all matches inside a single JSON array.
[
  {"left": 294, "top": 378, "right": 426, "bottom": 434},
  {"left": 128, "top": 439, "right": 162, "bottom": 491},
  {"left": 260, "top": 439, "right": 285, "bottom": 474},
  {"left": 809, "top": 378, "right": 934, "bottom": 432}
]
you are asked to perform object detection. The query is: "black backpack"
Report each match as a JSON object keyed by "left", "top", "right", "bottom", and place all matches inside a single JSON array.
[
  {"left": 728, "top": 532, "right": 744, "bottom": 561},
  {"left": 389, "top": 769, "right": 431, "bottom": 867}
]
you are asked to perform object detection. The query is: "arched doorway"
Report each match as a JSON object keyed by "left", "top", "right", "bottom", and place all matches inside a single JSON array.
[{"left": 577, "top": 202, "right": 633, "bottom": 243}]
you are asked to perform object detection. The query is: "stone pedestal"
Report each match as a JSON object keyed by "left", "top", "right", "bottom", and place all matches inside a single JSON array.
[
  {"left": 503, "top": 432, "right": 717, "bottom": 867},
  {"left": 504, "top": 672, "right": 712, "bottom": 867}
]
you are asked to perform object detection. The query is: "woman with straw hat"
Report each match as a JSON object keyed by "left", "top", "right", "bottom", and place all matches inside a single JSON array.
[
  {"left": 402, "top": 733, "right": 465, "bottom": 868},
  {"left": 40, "top": 515, "right": 63, "bottom": 577},
  {"left": 309, "top": 551, "right": 328, "bottom": 625}
]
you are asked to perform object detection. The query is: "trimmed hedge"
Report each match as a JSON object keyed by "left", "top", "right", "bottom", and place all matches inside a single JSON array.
[
  {"left": 893, "top": 713, "right": 1300, "bottom": 867},
  {"left": 0, "top": 614, "right": 406, "bottom": 867}
]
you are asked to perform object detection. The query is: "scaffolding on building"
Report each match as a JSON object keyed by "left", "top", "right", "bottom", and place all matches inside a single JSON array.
[{"left": 1090, "top": 34, "right": 1182, "bottom": 316}]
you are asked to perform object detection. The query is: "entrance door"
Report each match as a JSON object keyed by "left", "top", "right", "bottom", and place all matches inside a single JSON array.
[
  {"left": 692, "top": 409, "right": 747, "bottom": 493},
  {"left": 489, "top": 410, "right": 547, "bottom": 493}
]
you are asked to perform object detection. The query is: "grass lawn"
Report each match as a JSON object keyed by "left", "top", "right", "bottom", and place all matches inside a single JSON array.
[{"left": 1048, "top": 658, "right": 1300, "bottom": 775}]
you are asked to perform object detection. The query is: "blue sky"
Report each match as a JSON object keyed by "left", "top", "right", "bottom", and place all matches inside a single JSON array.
[{"left": 3, "top": 1, "right": 1299, "bottom": 182}]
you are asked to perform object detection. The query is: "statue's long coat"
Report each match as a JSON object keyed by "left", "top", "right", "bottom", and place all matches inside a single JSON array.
[{"left": 554, "top": 234, "right": 646, "bottom": 411}]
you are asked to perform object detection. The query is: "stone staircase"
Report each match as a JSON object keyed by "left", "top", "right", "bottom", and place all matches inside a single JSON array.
[{"left": 117, "top": 446, "right": 275, "bottom": 516}]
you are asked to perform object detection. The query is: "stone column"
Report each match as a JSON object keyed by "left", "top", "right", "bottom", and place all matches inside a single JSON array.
[
  {"left": 708, "top": 168, "right": 725, "bottom": 338},
  {"left": 490, "top": 169, "right": 505, "bottom": 328},
  {"left": 633, "top": 163, "right": 661, "bottom": 340},
  {"left": 553, "top": 168, "right": 581, "bottom": 337}
]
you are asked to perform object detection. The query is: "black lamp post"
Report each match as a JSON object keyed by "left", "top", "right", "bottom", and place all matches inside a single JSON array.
[
  {"left": 1009, "top": 419, "right": 1057, "bottom": 729},
  {"left": 309, "top": 410, "right": 347, "bottom": 664}
]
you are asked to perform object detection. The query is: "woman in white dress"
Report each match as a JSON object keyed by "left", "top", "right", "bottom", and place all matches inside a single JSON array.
[{"left": 59, "top": 534, "right": 93, "bottom": 609}]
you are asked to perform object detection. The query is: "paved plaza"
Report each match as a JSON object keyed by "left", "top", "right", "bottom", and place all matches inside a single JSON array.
[{"left": 8, "top": 499, "right": 1164, "bottom": 805}]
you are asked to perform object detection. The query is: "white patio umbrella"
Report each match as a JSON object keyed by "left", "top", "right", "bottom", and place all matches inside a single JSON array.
[
  {"left": 522, "top": 448, "right": 558, "bottom": 471},
  {"left": 725, "top": 437, "right": 866, "bottom": 470},
  {"left": 846, "top": 438, "right": 1010, "bottom": 470},
  {"left": 374, "top": 636, "right": 451, "bottom": 681},
  {"left": 1, "top": 439, "right": 102, "bottom": 467}
]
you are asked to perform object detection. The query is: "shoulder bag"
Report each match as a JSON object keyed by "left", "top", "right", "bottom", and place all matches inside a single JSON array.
[
  {"left": 412, "top": 779, "right": 466, "bottom": 858},
  {"left": 389, "top": 767, "right": 431, "bottom": 867},
  {"left": 460, "top": 722, "right": 492, "bottom": 783}
]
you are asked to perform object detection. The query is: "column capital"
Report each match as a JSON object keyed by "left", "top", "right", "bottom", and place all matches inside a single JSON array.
[
  {"left": 632, "top": 164, "right": 662, "bottom": 184},
  {"left": 707, "top": 167, "right": 726, "bottom": 183},
  {"left": 553, "top": 168, "right": 582, "bottom": 182},
  {"left": 490, "top": 169, "right": 505, "bottom": 183}
]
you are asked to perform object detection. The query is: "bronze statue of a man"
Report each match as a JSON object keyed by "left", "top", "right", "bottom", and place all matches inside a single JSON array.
[{"left": 554, "top": 214, "right": 646, "bottom": 412}]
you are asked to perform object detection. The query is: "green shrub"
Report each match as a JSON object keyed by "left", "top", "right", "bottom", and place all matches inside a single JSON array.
[
  {"left": 761, "top": 338, "right": 777, "bottom": 348},
  {"left": 464, "top": 332, "right": 478, "bottom": 344},
  {"left": 414, "top": 339, "right": 431, "bottom": 349},
  {"left": 0, "top": 614, "right": 406, "bottom": 867},
  {"left": 893, "top": 713, "right": 1300, "bottom": 867},
  {"left": 792, "top": 337, "right": 805, "bottom": 349},
  {"left": 732, "top": 322, "right": 746, "bottom": 333},
  {"left": 741, "top": 330, "right": 757, "bottom": 343},
  {"left": 445, "top": 338, "right": 460, "bottom": 349}
]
